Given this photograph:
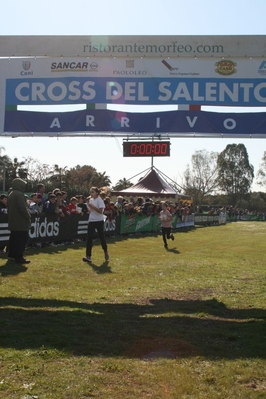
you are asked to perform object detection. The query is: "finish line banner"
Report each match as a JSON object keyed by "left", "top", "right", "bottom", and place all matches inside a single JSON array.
[
  {"left": 1, "top": 52, "right": 266, "bottom": 135},
  {"left": 4, "top": 109, "right": 266, "bottom": 137}
]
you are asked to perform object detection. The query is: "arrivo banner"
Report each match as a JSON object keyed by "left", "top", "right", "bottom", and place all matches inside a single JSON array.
[{"left": 4, "top": 109, "right": 266, "bottom": 137}]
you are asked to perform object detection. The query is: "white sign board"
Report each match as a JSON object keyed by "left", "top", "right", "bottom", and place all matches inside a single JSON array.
[{"left": 0, "top": 35, "right": 265, "bottom": 57}]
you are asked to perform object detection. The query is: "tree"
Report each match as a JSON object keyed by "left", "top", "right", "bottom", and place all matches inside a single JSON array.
[
  {"left": 48, "top": 164, "right": 69, "bottom": 189},
  {"left": 182, "top": 149, "right": 219, "bottom": 206},
  {"left": 64, "top": 165, "right": 97, "bottom": 196},
  {"left": 256, "top": 151, "right": 266, "bottom": 188},
  {"left": 66, "top": 165, "right": 96, "bottom": 189},
  {"left": 10, "top": 157, "right": 26, "bottom": 180},
  {"left": 22, "top": 157, "right": 51, "bottom": 191},
  {"left": 217, "top": 144, "right": 254, "bottom": 206},
  {"left": 0, "top": 153, "right": 9, "bottom": 192},
  {"left": 243, "top": 191, "right": 266, "bottom": 211},
  {"left": 112, "top": 177, "right": 133, "bottom": 191},
  {"left": 90, "top": 171, "right": 111, "bottom": 188},
  {"left": 4, "top": 157, "right": 27, "bottom": 184}
]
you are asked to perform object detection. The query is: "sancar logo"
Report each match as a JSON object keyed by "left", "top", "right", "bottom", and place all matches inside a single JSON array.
[
  {"left": 29, "top": 217, "right": 59, "bottom": 239},
  {"left": 51, "top": 61, "right": 89, "bottom": 72}
]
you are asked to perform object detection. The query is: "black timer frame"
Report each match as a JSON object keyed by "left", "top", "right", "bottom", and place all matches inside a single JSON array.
[{"left": 123, "top": 141, "right": 170, "bottom": 157}]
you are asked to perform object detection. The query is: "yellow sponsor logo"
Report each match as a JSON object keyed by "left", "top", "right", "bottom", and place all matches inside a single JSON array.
[{"left": 215, "top": 60, "right": 237, "bottom": 76}]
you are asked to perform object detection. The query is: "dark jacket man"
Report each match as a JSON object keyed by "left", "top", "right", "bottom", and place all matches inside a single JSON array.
[
  {"left": 0, "top": 194, "right": 8, "bottom": 253},
  {"left": 7, "top": 178, "right": 31, "bottom": 263}
]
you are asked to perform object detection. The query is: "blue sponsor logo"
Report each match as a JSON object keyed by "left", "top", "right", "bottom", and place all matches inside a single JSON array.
[{"left": 258, "top": 61, "right": 266, "bottom": 76}]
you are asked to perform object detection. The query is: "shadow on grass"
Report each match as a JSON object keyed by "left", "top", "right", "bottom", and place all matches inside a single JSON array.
[
  {"left": 0, "top": 260, "right": 28, "bottom": 276},
  {"left": 0, "top": 296, "right": 265, "bottom": 360},
  {"left": 89, "top": 261, "right": 113, "bottom": 274},
  {"left": 165, "top": 247, "right": 180, "bottom": 254}
]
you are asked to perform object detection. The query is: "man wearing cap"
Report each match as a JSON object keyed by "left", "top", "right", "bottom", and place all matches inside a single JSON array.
[{"left": 7, "top": 178, "right": 31, "bottom": 264}]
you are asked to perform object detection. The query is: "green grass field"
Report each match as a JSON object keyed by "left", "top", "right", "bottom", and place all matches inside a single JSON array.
[{"left": 1, "top": 222, "right": 266, "bottom": 398}]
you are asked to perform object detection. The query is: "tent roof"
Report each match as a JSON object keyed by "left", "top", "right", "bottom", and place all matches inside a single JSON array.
[{"left": 112, "top": 168, "right": 189, "bottom": 199}]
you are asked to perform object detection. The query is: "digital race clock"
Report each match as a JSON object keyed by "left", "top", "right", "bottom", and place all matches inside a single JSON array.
[{"left": 123, "top": 141, "right": 170, "bottom": 157}]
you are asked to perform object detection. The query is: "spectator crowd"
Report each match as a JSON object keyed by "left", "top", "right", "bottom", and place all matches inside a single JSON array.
[
  {"left": 0, "top": 184, "right": 193, "bottom": 222},
  {"left": 196, "top": 205, "right": 266, "bottom": 220},
  {"left": 3, "top": 182, "right": 266, "bottom": 225},
  {"left": 0, "top": 183, "right": 193, "bottom": 253}
]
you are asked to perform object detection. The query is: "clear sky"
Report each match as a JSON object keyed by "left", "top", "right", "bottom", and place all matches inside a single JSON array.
[{"left": 0, "top": 0, "right": 266, "bottom": 191}]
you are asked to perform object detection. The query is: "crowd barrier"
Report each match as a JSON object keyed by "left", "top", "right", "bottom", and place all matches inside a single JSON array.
[
  {"left": 0, "top": 214, "right": 117, "bottom": 245},
  {"left": 0, "top": 211, "right": 236, "bottom": 247},
  {"left": 2, "top": 211, "right": 265, "bottom": 246},
  {"left": 227, "top": 214, "right": 265, "bottom": 222},
  {"left": 194, "top": 212, "right": 227, "bottom": 225},
  {"left": 119, "top": 213, "right": 195, "bottom": 234},
  {"left": 0, "top": 211, "right": 234, "bottom": 246},
  {"left": 0, "top": 213, "right": 196, "bottom": 245}
]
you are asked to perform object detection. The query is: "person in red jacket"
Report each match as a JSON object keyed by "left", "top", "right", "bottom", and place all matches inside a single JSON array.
[{"left": 68, "top": 197, "right": 79, "bottom": 214}]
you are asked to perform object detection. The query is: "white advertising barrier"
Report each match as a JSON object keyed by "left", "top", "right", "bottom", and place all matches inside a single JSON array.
[
  {"left": 175, "top": 214, "right": 195, "bottom": 229},
  {"left": 194, "top": 212, "right": 227, "bottom": 225}
]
